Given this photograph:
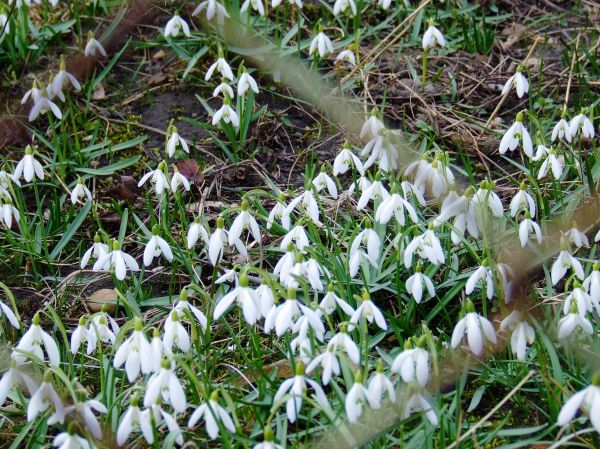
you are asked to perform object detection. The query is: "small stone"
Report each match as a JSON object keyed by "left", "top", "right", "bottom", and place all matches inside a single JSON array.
[{"left": 87, "top": 288, "right": 118, "bottom": 313}]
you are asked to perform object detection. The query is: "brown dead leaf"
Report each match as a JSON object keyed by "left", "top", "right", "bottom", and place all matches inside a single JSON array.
[
  {"left": 148, "top": 72, "right": 167, "bottom": 85},
  {"left": 152, "top": 49, "right": 166, "bottom": 61},
  {"left": 105, "top": 175, "right": 140, "bottom": 202},
  {"left": 500, "top": 23, "right": 527, "bottom": 51},
  {"left": 176, "top": 159, "right": 203, "bottom": 184},
  {"left": 93, "top": 83, "right": 106, "bottom": 100}
]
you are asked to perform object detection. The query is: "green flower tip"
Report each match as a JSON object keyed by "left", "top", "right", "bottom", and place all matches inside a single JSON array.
[
  {"left": 161, "top": 358, "right": 171, "bottom": 370},
  {"left": 112, "top": 240, "right": 121, "bottom": 251},
  {"left": 210, "top": 390, "right": 219, "bottom": 402},
  {"left": 593, "top": 261, "right": 600, "bottom": 271},
  {"left": 216, "top": 216, "right": 225, "bottom": 228},
  {"left": 287, "top": 287, "right": 297, "bottom": 300},
  {"left": 59, "top": 55, "right": 66, "bottom": 71},
  {"left": 569, "top": 302, "right": 578, "bottom": 314},
  {"left": 194, "top": 215, "right": 202, "bottom": 224},
  {"left": 263, "top": 426, "right": 274, "bottom": 442},
  {"left": 519, "top": 182, "right": 526, "bottom": 190},
  {"left": 361, "top": 289, "right": 370, "bottom": 302},
  {"left": 524, "top": 211, "right": 532, "bottom": 220},
  {"left": 180, "top": 288, "right": 188, "bottom": 301},
  {"left": 93, "top": 233, "right": 102, "bottom": 243},
  {"left": 295, "top": 252, "right": 303, "bottom": 264},
  {"left": 342, "top": 140, "right": 351, "bottom": 149},
  {"left": 295, "top": 362, "right": 305, "bottom": 376},
  {"left": 340, "top": 324, "right": 348, "bottom": 333},
  {"left": 465, "top": 299, "right": 475, "bottom": 313},
  {"left": 239, "top": 274, "right": 250, "bottom": 288},
  {"left": 24, "top": 145, "right": 33, "bottom": 155},
  {"left": 134, "top": 318, "right": 143, "bottom": 332},
  {"left": 241, "top": 200, "right": 249, "bottom": 211},
  {"left": 320, "top": 165, "right": 327, "bottom": 173},
  {"left": 592, "top": 371, "right": 600, "bottom": 386},
  {"left": 376, "top": 359, "right": 385, "bottom": 373},
  {"left": 354, "top": 370, "right": 363, "bottom": 383},
  {"left": 67, "top": 421, "right": 78, "bottom": 435},
  {"left": 516, "top": 111, "right": 524, "bottom": 122},
  {"left": 151, "top": 224, "right": 160, "bottom": 235},
  {"left": 153, "top": 327, "right": 160, "bottom": 338},
  {"left": 327, "top": 283, "right": 334, "bottom": 293},
  {"left": 87, "top": 30, "right": 95, "bottom": 40},
  {"left": 32, "top": 312, "right": 40, "bottom": 326},
  {"left": 131, "top": 394, "right": 140, "bottom": 407},
  {"left": 404, "top": 338, "right": 414, "bottom": 349},
  {"left": 417, "top": 335, "right": 427, "bottom": 348},
  {"left": 78, "top": 316, "right": 86, "bottom": 326},
  {"left": 364, "top": 218, "right": 372, "bottom": 229},
  {"left": 43, "top": 370, "right": 53, "bottom": 383}
]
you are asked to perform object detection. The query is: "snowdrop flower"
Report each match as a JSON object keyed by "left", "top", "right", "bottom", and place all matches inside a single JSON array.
[
  {"left": 188, "top": 391, "right": 236, "bottom": 439},
  {"left": 551, "top": 241, "right": 584, "bottom": 285},
  {"left": 349, "top": 221, "right": 380, "bottom": 278},
  {"left": 333, "top": 0, "right": 357, "bottom": 16},
  {"left": 360, "top": 110, "right": 385, "bottom": 140},
  {"left": 361, "top": 131, "right": 400, "bottom": 173},
  {"left": 253, "top": 427, "right": 285, "bottom": 449},
  {"left": 255, "top": 279, "right": 275, "bottom": 318},
  {"left": 49, "top": 391, "right": 107, "bottom": 439},
  {"left": 143, "top": 226, "right": 174, "bottom": 267},
  {"left": 93, "top": 240, "right": 139, "bottom": 281},
  {"left": 274, "top": 245, "right": 297, "bottom": 283},
  {"left": 285, "top": 189, "right": 321, "bottom": 224},
  {"left": 411, "top": 156, "right": 454, "bottom": 199},
  {"left": 519, "top": 211, "right": 543, "bottom": 247},
  {"left": 27, "top": 372, "right": 64, "bottom": 423},
  {"left": 309, "top": 31, "right": 334, "bottom": 58},
  {"left": 319, "top": 284, "right": 355, "bottom": 316},
  {"left": 173, "top": 288, "right": 208, "bottom": 330},
  {"left": 213, "top": 274, "right": 260, "bottom": 325},
  {"left": 163, "top": 310, "right": 191, "bottom": 354},
  {"left": 166, "top": 126, "right": 189, "bottom": 158},
  {"left": 558, "top": 304, "right": 594, "bottom": 339},
  {"left": 500, "top": 310, "right": 535, "bottom": 361},
  {"left": 84, "top": 31, "right": 106, "bottom": 57},
  {"left": 346, "top": 371, "right": 374, "bottom": 423},
  {"left": 501, "top": 66, "right": 529, "bottom": 98},
  {"left": 206, "top": 54, "right": 234, "bottom": 81},
  {"left": 422, "top": 19, "right": 446, "bottom": 49},
  {"left": 272, "top": 288, "right": 322, "bottom": 336},
  {"left": 273, "top": 363, "right": 329, "bottom": 423},
  {"left": 187, "top": 215, "right": 209, "bottom": 249},
  {"left": 434, "top": 189, "right": 479, "bottom": 244},
  {"left": 312, "top": 167, "right": 338, "bottom": 199},
  {"left": 357, "top": 175, "right": 389, "bottom": 210},
  {"left": 88, "top": 310, "right": 119, "bottom": 349},
  {"left": 228, "top": 200, "right": 261, "bottom": 250},
  {"left": 22, "top": 80, "right": 43, "bottom": 105},
  {"left": 401, "top": 178, "right": 427, "bottom": 207},
  {"left": 144, "top": 359, "right": 186, "bottom": 413},
  {"left": 0, "top": 199, "right": 19, "bottom": 229},
  {"left": 306, "top": 344, "right": 341, "bottom": 385},
  {"left": 267, "top": 193, "right": 291, "bottom": 231},
  {"left": 402, "top": 387, "right": 438, "bottom": 425},
  {"left": 552, "top": 111, "right": 572, "bottom": 143},
  {"left": 471, "top": 180, "right": 504, "bottom": 218},
  {"left": 392, "top": 339, "right": 430, "bottom": 387},
  {"left": 557, "top": 372, "right": 600, "bottom": 433},
  {"left": 51, "top": 56, "right": 81, "bottom": 98},
  {"left": 368, "top": 360, "right": 396, "bottom": 408},
  {"left": 193, "top": 0, "right": 230, "bottom": 25},
  {"left": 14, "top": 146, "right": 44, "bottom": 183},
  {"left": 563, "top": 282, "right": 598, "bottom": 318},
  {"left": 499, "top": 111, "right": 533, "bottom": 158},
  {"left": 237, "top": 69, "right": 259, "bottom": 96},
  {"left": 213, "top": 79, "right": 234, "bottom": 98},
  {"left": 149, "top": 328, "right": 164, "bottom": 372},
  {"left": 509, "top": 183, "right": 536, "bottom": 217},
  {"left": 241, "top": 0, "right": 265, "bottom": 16},
  {"left": 450, "top": 300, "right": 497, "bottom": 356},
  {"left": 533, "top": 145, "right": 564, "bottom": 180},
  {"left": 350, "top": 290, "right": 387, "bottom": 331},
  {"left": 138, "top": 161, "right": 170, "bottom": 196},
  {"left": 465, "top": 260, "right": 495, "bottom": 300},
  {"left": 0, "top": 298, "right": 18, "bottom": 329},
  {"left": 0, "top": 167, "right": 20, "bottom": 191},
  {"left": 564, "top": 225, "right": 589, "bottom": 248},
  {"left": 583, "top": 261, "right": 600, "bottom": 301},
  {"left": 329, "top": 326, "right": 360, "bottom": 364},
  {"left": 164, "top": 13, "right": 191, "bottom": 38},
  {"left": 405, "top": 264, "right": 435, "bottom": 303},
  {"left": 336, "top": 48, "right": 356, "bottom": 66},
  {"left": 375, "top": 188, "right": 418, "bottom": 226},
  {"left": 142, "top": 403, "right": 184, "bottom": 446},
  {"left": 70, "top": 317, "right": 90, "bottom": 355},
  {"left": 113, "top": 319, "right": 152, "bottom": 382},
  {"left": 117, "top": 396, "right": 152, "bottom": 446},
  {"left": 13, "top": 313, "right": 60, "bottom": 366},
  {"left": 80, "top": 234, "right": 109, "bottom": 269},
  {"left": 0, "top": 361, "right": 37, "bottom": 407},
  {"left": 333, "top": 141, "right": 364, "bottom": 176},
  {"left": 53, "top": 429, "right": 95, "bottom": 449},
  {"left": 70, "top": 178, "right": 92, "bottom": 205},
  {"left": 569, "top": 109, "right": 595, "bottom": 139},
  {"left": 209, "top": 217, "right": 230, "bottom": 265},
  {"left": 378, "top": 0, "right": 394, "bottom": 8},
  {"left": 212, "top": 96, "right": 240, "bottom": 128},
  {"left": 403, "top": 225, "right": 445, "bottom": 269}
]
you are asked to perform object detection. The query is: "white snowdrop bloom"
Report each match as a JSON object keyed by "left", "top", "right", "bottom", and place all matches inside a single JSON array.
[
  {"left": 349, "top": 222, "right": 380, "bottom": 277},
  {"left": 46, "top": 74, "right": 65, "bottom": 102},
  {"left": 80, "top": 234, "right": 109, "bottom": 269},
  {"left": 272, "top": 0, "right": 303, "bottom": 8},
  {"left": 206, "top": 56, "right": 234, "bottom": 81},
  {"left": 368, "top": 361, "right": 396, "bottom": 408},
  {"left": 362, "top": 132, "right": 400, "bottom": 173},
  {"left": 53, "top": 428, "right": 95, "bottom": 449},
  {"left": 212, "top": 99, "right": 240, "bottom": 128},
  {"left": 350, "top": 290, "right": 387, "bottom": 331},
  {"left": 465, "top": 261, "right": 495, "bottom": 300},
  {"left": 348, "top": 174, "right": 371, "bottom": 197},
  {"left": 291, "top": 312, "right": 325, "bottom": 361},
  {"left": 142, "top": 404, "right": 184, "bottom": 446},
  {"left": 499, "top": 112, "right": 533, "bottom": 158},
  {"left": 375, "top": 190, "right": 419, "bottom": 226},
  {"left": 569, "top": 110, "right": 595, "bottom": 139},
  {"left": 144, "top": 359, "right": 186, "bottom": 413},
  {"left": 312, "top": 168, "right": 338, "bottom": 199},
  {"left": 422, "top": 20, "right": 446, "bottom": 49},
  {"left": 0, "top": 298, "right": 18, "bottom": 329},
  {"left": 138, "top": 161, "right": 170, "bottom": 196},
  {"left": 241, "top": 0, "right": 265, "bottom": 15},
  {"left": 402, "top": 389, "right": 438, "bottom": 425},
  {"left": 166, "top": 127, "right": 190, "bottom": 158},
  {"left": 93, "top": 240, "right": 139, "bottom": 281},
  {"left": 213, "top": 80, "right": 234, "bottom": 98},
  {"left": 304, "top": 258, "right": 327, "bottom": 291},
  {"left": 285, "top": 189, "right": 321, "bottom": 224},
  {"left": 163, "top": 310, "right": 191, "bottom": 354},
  {"left": 51, "top": 57, "right": 81, "bottom": 97},
  {"left": 255, "top": 279, "right": 275, "bottom": 318},
  {"left": 557, "top": 374, "right": 600, "bottom": 434},
  {"left": 336, "top": 49, "right": 356, "bottom": 66},
  {"left": 533, "top": 145, "right": 564, "bottom": 180},
  {"left": 14, "top": 146, "right": 44, "bottom": 182},
  {"left": 87, "top": 311, "right": 119, "bottom": 350},
  {"left": 188, "top": 391, "right": 236, "bottom": 439},
  {"left": 378, "top": 0, "right": 394, "bottom": 8},
  {"left": 405, "top": 265, "right": 435, "bottom": 303},
  {"left": 401, "top": 179, "right": 427, "bottom": 207},
  {"left": 274, "top": 245, "right": 296, "bottom": 282},
  {"left": 113, "top": 319, "right": 152, "bottom": 382},
  {"left": 0, "top": 199, "right": 19, "bottom": 229},
  {"left": 70, "top": 317, "right": 90, "bottom": 355},
  {"left": 564, "top": 226, "right": 589, "bottom": 249},
  {"left": 551, "top": 243, "right": 584, "bottom": 285},
  {"left": 70, "top": 178, "right": 92, "bottom": 205},
  {"left": 13, "top": 313, "right": 60, "bottom": 366},
  {"left": 309, "top": 32, "right": 334, "bottom": 58},
  {"left": 392, "top": 341, "right": 430, "bottom": 387},
  {"left": 403, "top": 225, "right": 445, "bottom": 269},
  {"left": 328, "top": 326, "right": 360, "bottom": 364},
  {"left": 149, "top": 328, "right": 164, "bottom": 372},
  {"left": 143, "top": 226, "right": 174, "bottom": 267},
  {"left": 414, "top": 157, "right": 454, "bottom": 199},
  {"left": 509, "top": 183, "right": 536, "bottom": 217},
  {"left": 346, "top": 371, "right": 374, "bottom": 423},
  {"left": 583, "top": 262, "right": 600, "bottom": 302},
  {"left": 558, "top": 306, "right": 594, "bottom": 339},
  {"left": 434, "top": 190, "right": 480, "bottom": 244},
  {"left": 173, "top": 289, "right": 208, "bottom": 330},
  {"left": 22, "top": 80, "right": 43, "bottom": 105},
  {"left": 450, "top": 300, "right": 497, "bottom": 356},
  {"left": 274, "top": 363, "right": 329, "bottom": 423},
  {"left": 228, "top": 200, "right": 261, "bottom": 251},
  {"left": 187, "top": 216, "right": 209, "bottom": 249},
  {"left": 272, "top": 288, "right": 322, "bottom": 337},
  {"left": 552, "top": 114, "right": 572, "bottom": 143},
  {"left": 360, "top": 111, "right": 385, "bottom": 140},
  {"left": 0, "top": 167, "right": 20, "bottom": 191},
  {"left": 253, "top": 427, "right": 285, "bottom": 449},
  {"left": 237, "top": 70, "right": 260, "bottom": 96},
  {"left": 267, "top": 194, "right": 291, "bottom": 231},
  {"left": 27, "top": 374, "right": 64, "bottom": 423},
  {"left": 164, "top": 14, "right": 191, "bottom": 38},
  {"left": 319, "top": 284, "right": 355, "bottom": 316},
  {"left": 333, "top": 0, "right": 356, "bottom": 16},
  {"left": 208, "top": 217, "right": 228, "bottom": 265},
  {"left": 563, "top": 283, "right": 599, "bottom": 318},
  {"left": 500, "top": 310, "right": 535, "bottom": 361},
  {"left": 49, "top": 393, "right": 107, "bottom": 439},
  {"left": 334, "top": 141, "right": 364, "bottom": 176},
  {"left": 117, "top": 397, "right": 152, "bottom": 446},
  {"left": 84, "top": 32, "right": 106, "bottom": 57},
  {"left": 306, "top": 344, "right": 341, "bottom": 385},
  {"left": 193, "top": 0, "right": 230, "bottom": 25},
  {"left": 213, "top": 274, "right": 260, "bottom": 325},
  {"left": 0, "top": 361, "right": 38, "bottom": 407},
  {"left": 519, "top": 212, "right": 543, "bottom": 247},
  {"left": 501, "top": 67, "right": 529, "bottom": 98},
  {"left": 216, "top": 268, "right": 239, "bottom": 286},
  {"left": 357, "top": 177, "right": 390, "bottom": 211},
  {"left": 470, "top": 181, "right": 504, "bottom": 218}
]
